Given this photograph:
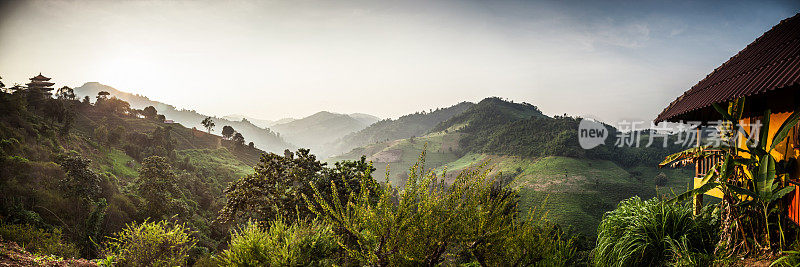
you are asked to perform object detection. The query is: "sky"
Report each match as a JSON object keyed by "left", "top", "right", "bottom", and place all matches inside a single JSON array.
[{"left": 1, "top": 0, "right": 799, "bottom": 124}]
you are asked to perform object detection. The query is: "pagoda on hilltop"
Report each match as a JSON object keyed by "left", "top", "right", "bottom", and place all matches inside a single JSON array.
[{"left": 26, "top": 73, "right": 55, "bottom": 97}]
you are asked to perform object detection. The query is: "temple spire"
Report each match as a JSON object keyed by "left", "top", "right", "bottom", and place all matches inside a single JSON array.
[{"left": 26, "top": 73, "right": 56, "bottom": 101}]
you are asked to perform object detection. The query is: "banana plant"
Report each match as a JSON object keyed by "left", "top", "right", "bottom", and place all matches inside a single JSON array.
[{"left": 663, "top": 97, "right": 800, "bottom": 250}]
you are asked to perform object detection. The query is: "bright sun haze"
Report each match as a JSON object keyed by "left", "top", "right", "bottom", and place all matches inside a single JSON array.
[{"left": 0, "top": 0, "right": 798, "bottom": 123}]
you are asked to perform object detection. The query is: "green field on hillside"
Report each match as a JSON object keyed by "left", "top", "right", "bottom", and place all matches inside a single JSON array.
[
  {"left": 330, "top": 133, "right": 464, "bottom": 185},
  {"left": 337, "top": 143, "right": 693, "bottom": 239},
  {"left": 177, "top": 148, "right": 254, "bottom": 178}
]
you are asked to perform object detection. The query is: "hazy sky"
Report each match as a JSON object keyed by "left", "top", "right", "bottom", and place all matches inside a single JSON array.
[{"left": 1, "top": 0, "right": 798, "bottom": 123}]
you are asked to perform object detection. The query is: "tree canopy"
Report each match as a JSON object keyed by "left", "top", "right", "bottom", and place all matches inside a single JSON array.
[
  {"left": 218, "top": 149, "right": 376, "bottom": 224},
  {"left": 201, "top": 117, "right": 215, "bottom": 133},
  {"left": 221, "top": 125, "right": 235, "bottom": 139}
]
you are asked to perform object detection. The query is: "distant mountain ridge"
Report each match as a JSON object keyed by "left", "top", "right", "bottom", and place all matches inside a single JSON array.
[
  {"left": 221, "top": 114, "right": 297, "bottom": 128},
  {"left": 222, "top": 114, "right": 276, "bottom": 129},
  {"left": 73, "top": 82, "right": 294, "bottom": 153},
  {"left": 330, "top": 102, "right": 475, "bottom": 156},
  {"left": 348, "top": 113, "right": 381, "bottom": 125},
  {"left": 270, "top": 111, "right": 379, "bottom": 156}
]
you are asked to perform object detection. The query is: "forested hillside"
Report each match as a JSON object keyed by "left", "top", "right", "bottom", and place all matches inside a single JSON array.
[
  {"left": 331, "top": 97, "right": 692, "bottom": 239},
  {"left": 73, "top": 82, "right": 293, "bottom": 152},
  {"left": 0, "top": 86, "right": 265, "bottom": 262},
  {"left": 3, "top": 80, "right": 585, "bottom": 266},
  {"left": 332, "top": 101, "right": 474, "bottom": 156}
]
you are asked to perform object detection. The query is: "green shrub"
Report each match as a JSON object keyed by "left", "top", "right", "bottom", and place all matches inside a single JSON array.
[
  {"left": 306, "top": 150, "right": 579, "bottom": 265},
  {"left": 593, "top": 197, "right": 717, "bottom": 267},
  {"left": 217, "top": 218, "right": 340, "bottom": 266},
  {"left": 0, "top": 224, "right": 80, "bottom": 258},
  {"left": 101, "top": 219, "right": 196, "bottom": 267}
]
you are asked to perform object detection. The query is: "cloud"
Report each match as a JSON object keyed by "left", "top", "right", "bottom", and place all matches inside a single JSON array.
[{"left": 576, "top": 18, "right": 652, "bottom": 51}]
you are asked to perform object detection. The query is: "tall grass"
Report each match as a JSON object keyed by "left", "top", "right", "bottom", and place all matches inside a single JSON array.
[{"left": 593, "top": 197, "right": 718, "bottom": 266}]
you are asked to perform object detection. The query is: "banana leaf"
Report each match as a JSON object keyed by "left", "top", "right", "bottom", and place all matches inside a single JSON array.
[
  {"left": 725, "top": 183, "right": 757, "bottom": 199},
  {"left": 659, "top": 146, "right": 712, "bottom": 167},
  {"left": 770, "top": 185, "right": 796, "bottom": 203},
  {"left": 668, "top": 182, "right": 720, "bottom": 205},
  {"left": 756, "top": 154, "right": 776, "bottom": 200},
  {"left": 699, "top": 162, "right": 719, "bottom": 185},
  {"left": 713, "top": 103, "right": 736, "bottom": 123}
]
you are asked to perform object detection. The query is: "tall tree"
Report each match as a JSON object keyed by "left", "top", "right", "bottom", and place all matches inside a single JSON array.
[
  {"left": 97, "top": 91, "right": 110, "bottom": 101},
  {"left": 233, "top": 132, "right": 245, "bottom": 146},
  {"left": 56, "top": 86, "right": 75, "bottom": 100},
  {"left": 201, "top": 117, "right": 215, "bottom": 133},
  {"left": 142, "top": 106, "right": 158, "bottom": 120},
  {"left": 96, "top": 97, "right": 130, "bottom": 115},
  {"left": 221, "top": 125, "right": 235, "bottom": 139},
  {"left": 137, "top": 156, "right": 181, "bottom": 219},
  {"left": 56, "top": 155, "right": 103, "bottom": 201},
  {"left": 218, "top": 149, "right": 376, "bottom": 224}
]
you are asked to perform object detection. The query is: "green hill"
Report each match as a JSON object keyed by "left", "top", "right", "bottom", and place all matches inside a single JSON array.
[
  {"left": 0, "top": 90, "right": 263, "bottom": 257},
  {"left": 73, "top": 82, "right": 293, "bottom": 153},
  {"left": 332, "top": 101, "right": 474, "bottom": 156},
  {"left": 330, "top": 97, "right": 693, "bottom": 238},
  {"left": 431, "top": 97, "right": 544, "bottom": 133},
  {"left": 270, "top": 111, "right": 378, "bottom": 157}
]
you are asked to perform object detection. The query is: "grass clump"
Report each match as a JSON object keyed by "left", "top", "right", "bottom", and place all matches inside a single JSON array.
[
  {"left": 101, "top": 219, "right": 196, "bottom": 267},
  {"left": 217, "top": 218, "right": 340, "bottom": 266},
  {"left": 593, "top": 196, "right": 718, "bottom": 267},
  {"left": 0, "top": 223, "right": 80, "bottom": 258}
]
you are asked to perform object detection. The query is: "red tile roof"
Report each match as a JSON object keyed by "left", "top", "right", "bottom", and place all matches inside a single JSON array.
[{"left": 655, "top": 13, "right": 800, "bottom": 123}]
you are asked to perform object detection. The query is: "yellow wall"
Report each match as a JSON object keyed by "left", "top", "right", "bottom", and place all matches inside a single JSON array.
[{"left": 742, "top": 112, "right": 798, "bottom": 168}]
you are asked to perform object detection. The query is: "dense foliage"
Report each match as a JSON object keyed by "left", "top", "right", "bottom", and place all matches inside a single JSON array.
[
  {"left": 305, "top": 151, "right": 578, "bottom": 266},
  {"left": 0, "top": 81, "right": 262, "bottom": 260},
  {"left": 217, "top": 219, "right": 339, "bottom": 266},
  {"left": 662, "top": 98, "right": 800, "bottom": 256},
  {"left": 0, "top": 224, "right": 81, "bottom": 259},
  {"left": 219, "top": 148, "right": 377, "bottom": 224},
  {"left": 136, "top": 156, "right": 185, "bottom": 219},
  {"left": 0, "top": 77, "right": 730, "bottom": 265},
  {"left": 593, "top": 197, "right": 718, "bottom": 266},
  {"left": 101, "top": 219, "right": 197, "bottom": 267}
]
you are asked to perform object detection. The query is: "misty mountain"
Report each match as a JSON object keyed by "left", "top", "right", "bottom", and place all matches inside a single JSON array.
[
  {"left": 221, "top": 114, "right": 295, "bottom": 128},
  {"left": 330, "top": 102, "right": 475, "bottom": 156},
  {"left": 73, "top": 82, "right": 294, "bottom": 153},
  {"left": 348, "top": 113, "right": 381, "bottom": 125},
  {"left": 269, "top": 111, "right": 379, "bottom": 156}
]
